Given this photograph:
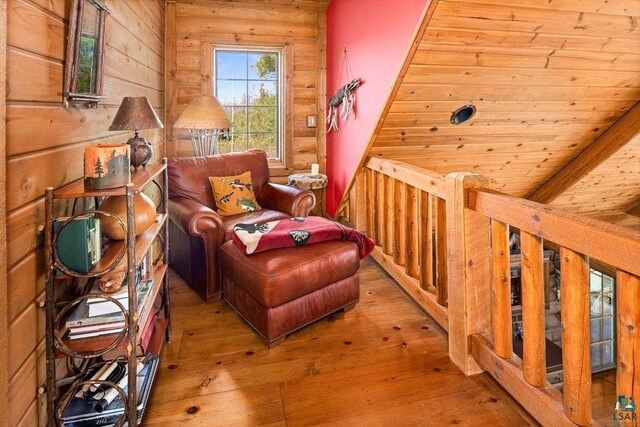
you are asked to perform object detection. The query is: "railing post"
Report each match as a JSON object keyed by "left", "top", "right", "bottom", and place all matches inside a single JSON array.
[
  {"left": 419, "top": 192, "right": 433, "bottom": 291},
  {"left": 521, "top": 231, "right": 546, "bottom": 387},
  {"left": 616, "top": 270, "right": 639, "bottom": 411},
  {"left": 446, "top": 173, "right": 491, "bottom": 375},
  {"left": 560, "top": 247, "right": 591, "bottom": 426},
  {"left": 405, "top": 185, "right": 419, "bottom": 278},
  {"left": 393, "top": 180, "right": 407, "bottom": 266},
  {"left": 365, "top": 168, "right": 376, "bottom": 242},
  {"left": 353, "top": 169, "right": 366, "bottom": 232},
  {"left": 491, "top": 219, "right": 512, "bottom": 359}
]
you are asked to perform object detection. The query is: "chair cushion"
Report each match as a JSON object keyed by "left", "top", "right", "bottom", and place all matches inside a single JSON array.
[
  {"left": 221, "top": 209, "right": 290, "bottom": 242},
  {"left": 168, "top": 150, "right": 270, "bottom": 210},
  {"left": 209, "top": 171, "right": 262, "bottom": 216},
  {"left": 220, "top": 240, "right": 360, "bottom": 308}
]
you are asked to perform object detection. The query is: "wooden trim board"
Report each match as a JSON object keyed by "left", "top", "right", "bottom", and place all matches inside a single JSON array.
[
  {"left": 0, "top": 0, "right": 8, "bottom": 424},
  {"left": 165, "top": 1, "right": 178, "bottom": 156},
  {"left": 333, "top": 0, "right": 439, "bottom": 219},
  {"left": 471, "top": 333, "right": 599, "bottom": 427}
]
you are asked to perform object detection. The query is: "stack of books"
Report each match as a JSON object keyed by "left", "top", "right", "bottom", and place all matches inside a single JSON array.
[
  {"left": 64, "top": 277, "right": 155, "bottom": 345},
  {"left": 61, "top": 355, "right": 160, "bottom": 427}
]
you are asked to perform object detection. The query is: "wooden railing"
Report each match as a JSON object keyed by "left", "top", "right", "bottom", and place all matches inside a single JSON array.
[
  {"left": 467, "top": 188, "right": 640, "bottom": 426},
  {"left": 346, "top": 157, "right": 449, "bottom": 330},
  {"left": 341, "top": 159, "right": 640, "bottom": 427}
]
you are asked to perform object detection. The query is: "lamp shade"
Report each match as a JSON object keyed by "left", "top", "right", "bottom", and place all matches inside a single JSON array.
[
  {"left": 174, "top": 95, "right": 231, "bottom": 130},
  {"left": 108, "top": 97, "right": 164, "bottom": 131}
]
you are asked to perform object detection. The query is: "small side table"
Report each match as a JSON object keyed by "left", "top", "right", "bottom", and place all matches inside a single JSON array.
[{"left": 288, "top": 173, "right": 328, "bottom": 217}]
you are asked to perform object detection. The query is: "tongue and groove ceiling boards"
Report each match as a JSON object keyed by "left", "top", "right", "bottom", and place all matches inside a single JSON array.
[{"left": 368, "top": 0, "right": 640, "bottom": 213}]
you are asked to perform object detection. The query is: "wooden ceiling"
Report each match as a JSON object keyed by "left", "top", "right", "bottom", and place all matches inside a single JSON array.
[
  {"left": 551, "top": 132, "right": 640, "bottom": 214},
  {"left": 367, "top": 0, "right": 640, "bottom": 213}
]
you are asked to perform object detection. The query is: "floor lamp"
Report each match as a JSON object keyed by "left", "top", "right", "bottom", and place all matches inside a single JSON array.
[{"left": 174, "top": 95, "right": 231, "bottom": 156}]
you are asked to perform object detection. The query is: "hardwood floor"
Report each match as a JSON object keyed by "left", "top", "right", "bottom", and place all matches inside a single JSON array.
[{"left": 143, "top": 258, "right": 534, "bottom": 426}]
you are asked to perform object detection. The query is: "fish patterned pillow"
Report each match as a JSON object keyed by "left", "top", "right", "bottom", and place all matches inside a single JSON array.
[{"left": 209, "top": 171, "right": 262, "bottom": 217}]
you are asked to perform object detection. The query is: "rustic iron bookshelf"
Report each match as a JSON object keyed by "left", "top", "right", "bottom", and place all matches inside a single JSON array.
[{"left": 43, "top": 159, "right": 171, "bottom": 427}]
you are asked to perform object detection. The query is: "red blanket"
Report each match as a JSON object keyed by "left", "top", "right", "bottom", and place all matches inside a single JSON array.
[{"left": 232, "top": 216, "right": 374, "bottom": 259}]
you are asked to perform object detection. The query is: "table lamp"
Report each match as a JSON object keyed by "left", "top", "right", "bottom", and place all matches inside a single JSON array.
[
  {"left": 173, "top": 95, "right": 231, "bottom": 156},
  {"left": 108, "top": 96, "right": 164, "bottom": 169}
]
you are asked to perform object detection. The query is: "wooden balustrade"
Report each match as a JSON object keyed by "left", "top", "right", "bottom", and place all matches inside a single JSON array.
[
  {"left": 342, "top": 157, "right": 639, "bottom": 427},
  {"left": 354, "top": 157, "right": 449, "bottom": 330},
  {"left": 467, "top": 187, "right": 640, "bottom": 426}
]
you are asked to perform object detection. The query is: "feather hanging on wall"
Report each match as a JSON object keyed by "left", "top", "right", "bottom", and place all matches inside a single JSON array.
[{"left": 327, "top": 47, "right": 362, "bottom": 133}]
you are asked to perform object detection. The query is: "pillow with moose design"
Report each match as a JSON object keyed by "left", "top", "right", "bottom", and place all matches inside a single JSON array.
[{"left": 209, "top": 171, "right": 262, "bottom": 217}]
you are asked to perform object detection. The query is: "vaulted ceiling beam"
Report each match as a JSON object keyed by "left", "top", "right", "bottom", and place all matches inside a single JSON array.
[{"left": 527, "top": 102, "right": 640, "bottom": 205}]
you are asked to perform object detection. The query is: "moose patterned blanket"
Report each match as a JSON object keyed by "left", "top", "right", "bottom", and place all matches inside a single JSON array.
[{"left": 232, "top": 216, "right": 375, "bottom": 259}]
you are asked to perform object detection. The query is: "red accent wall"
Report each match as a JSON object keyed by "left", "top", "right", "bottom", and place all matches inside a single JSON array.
[{"left": 325, "top": 0, "right": 428, "bottom": 216}]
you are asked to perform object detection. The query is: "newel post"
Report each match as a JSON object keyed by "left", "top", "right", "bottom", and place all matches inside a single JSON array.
[{"left": 445, "top": 173, "right": 492, "bottom": 375}]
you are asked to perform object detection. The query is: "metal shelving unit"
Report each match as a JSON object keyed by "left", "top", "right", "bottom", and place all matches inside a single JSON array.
[{"left": 43, "top": 159, "right": 171, "bottom": 426}]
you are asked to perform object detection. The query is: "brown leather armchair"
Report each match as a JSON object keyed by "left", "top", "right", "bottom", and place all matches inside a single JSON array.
[{"left": 167, "top": 150, "right": 316, "bottom": 301}]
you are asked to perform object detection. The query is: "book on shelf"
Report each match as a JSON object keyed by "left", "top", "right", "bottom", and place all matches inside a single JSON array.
[
  {"left": 61, "top": 355, "right": 159, "bottom": 427},
  {"left": 64, "top": 278, "right": 153, "bottom": 337},
  {"left": 101, "top": 313, "right": 158, "bottom": 360},
  {"left": 54, "top": 215, "right": 101, "bottom": 274},
  {"left": 87, "top": 281, "right": 129, "bottom": 318}
]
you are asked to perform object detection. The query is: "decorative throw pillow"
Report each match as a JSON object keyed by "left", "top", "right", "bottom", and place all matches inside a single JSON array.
[{"left": 209, "top": 171, "right": 262, "bottom": 217}]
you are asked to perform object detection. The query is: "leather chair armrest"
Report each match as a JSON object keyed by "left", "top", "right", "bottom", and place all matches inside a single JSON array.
[
  {"left": 258, "top": 183, "right": 316, "bottom": 217},
  {"left": 169, "top": 197, "right": 223, "bottom": 240}
]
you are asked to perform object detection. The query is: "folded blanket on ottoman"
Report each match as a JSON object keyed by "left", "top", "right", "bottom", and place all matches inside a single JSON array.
[{"left": 232, "top": 216, "right": 374, "bottom": 259}]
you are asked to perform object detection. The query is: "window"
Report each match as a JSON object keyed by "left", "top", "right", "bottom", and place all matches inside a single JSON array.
[
  {"left": 590, "top": 269, "right": 615, "bottom": 372},
  {"left": 214, "top": 48, "right": 282, "bottom": 160}
]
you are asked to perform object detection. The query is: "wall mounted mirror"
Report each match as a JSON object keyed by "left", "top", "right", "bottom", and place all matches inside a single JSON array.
[{"left": 63, "top": 0, "right": 110, "bottom": 106}]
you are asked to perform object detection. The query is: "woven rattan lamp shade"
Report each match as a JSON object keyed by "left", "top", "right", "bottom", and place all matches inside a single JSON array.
[{"left": 174, "top": 95, "right": 231, "bottom": 130}]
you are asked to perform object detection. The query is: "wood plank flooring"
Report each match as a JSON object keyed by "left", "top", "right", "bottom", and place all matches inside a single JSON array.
[{"left": 143, "top": 258, "right": 534, "bottom": 426}]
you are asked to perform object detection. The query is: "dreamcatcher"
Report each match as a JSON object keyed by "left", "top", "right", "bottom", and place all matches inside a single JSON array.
[{"left": 326, "top": 47, "right": 362, "bottom": 133}]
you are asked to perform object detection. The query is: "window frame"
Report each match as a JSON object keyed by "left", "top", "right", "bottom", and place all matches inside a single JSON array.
[
  {"left": 201, "top": 34, "right": 293, "bottom": 172},
  {"left": 213, "top": 46, "right": 283, "bottom": 160}
]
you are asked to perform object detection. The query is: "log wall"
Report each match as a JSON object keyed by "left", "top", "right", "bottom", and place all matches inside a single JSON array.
[
  {"left": 168, "top": 0, "right": 328, "bottom": 183},
  {"left": 5, "top": 1, "right": 166, "bottom": 425}
]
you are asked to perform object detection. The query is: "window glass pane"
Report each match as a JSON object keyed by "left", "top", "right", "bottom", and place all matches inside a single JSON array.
[
  {"left": 248, "top": 107, "right": 277, "bottom": 133},
  {"left": 591, "top": 343, "right": 602, "bottom": 367},
  {"left": 603, "top": 316, "right": 614, "bottom": 340},
  {"left": 591, "top": 318, "right": 602, "bottom": 341},
  {"left": 590, "top": 294, "right": 602, "bottom": 318},
  {"left": 227, "top": 107, "right": 247, "bottom": 134},
  {"left": 603, "top": 293, "right": 613, "bottom": 316},
  {"left": 249, "top": 81, "right": 277, "bottom": 106},
  {"left": 218, "top": 134, "right": 233, "bottom": 154},
  {"left": 248, "top": 52, "right": 277, "bottom": 80},
  {"left": 217, "top": 80, "right": 247, "bottom": 106},
  {"left": 216, "top": 51, "right": 247, "bottom": 80},
  {"left": 590, "top": 271, "right": 602, "bottom": 292},
  {"left": 603, "top": 341, "right": 614, "bottom": 365},
  {"left": 249, "top": 133, "right": 277, "bottom": 158},
  {"left": 603, "top": 275, "right": 614, "bottom": 293}
]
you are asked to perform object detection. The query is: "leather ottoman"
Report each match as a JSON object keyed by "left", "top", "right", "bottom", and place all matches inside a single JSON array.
[{"left": 220, "top": 240, "right": 360, "bottom": 347}]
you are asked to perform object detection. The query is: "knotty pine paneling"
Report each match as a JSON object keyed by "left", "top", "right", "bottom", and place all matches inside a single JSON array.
[
  {"left": 551, "top": 134, "right": 640, "bottom": 215},
  {"left": 5, "top": 0, "right": 166, "bottom": 425},
  {"left": 169, "top": 0, "right": 327, "bottom": 176},
  {"left": 369, "top": 0, "right": 640, "bottom": 202}
]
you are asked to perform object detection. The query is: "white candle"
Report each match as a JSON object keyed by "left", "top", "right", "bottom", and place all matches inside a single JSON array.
[{"left": 311, "top": 163, "right": 319, "bottom": 175}]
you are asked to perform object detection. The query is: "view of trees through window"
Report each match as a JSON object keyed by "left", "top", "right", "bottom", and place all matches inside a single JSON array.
[{"left": 215, "top": 50, "right": 280, "bottom": 158}]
